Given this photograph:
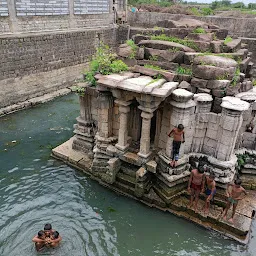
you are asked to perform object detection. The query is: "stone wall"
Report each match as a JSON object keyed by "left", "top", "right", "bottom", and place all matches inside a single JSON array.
[
  {"left": 0, "top": 0, "right": 118, "bottom": 34},
  {"left": 0, "top": 28, "right": 117, "bottom": 108},
  {"left": 128, "top": 12, "right": 256, "bottom": 38},
  {"left": 128, "top": 12, "right": 256, "bottom": 62}
]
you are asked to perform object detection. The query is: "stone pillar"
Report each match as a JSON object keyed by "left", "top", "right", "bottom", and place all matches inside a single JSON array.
[
  {"left": 7, "top": 0, "right": 18, "bottom": 33},
  {"left": 137, "top": 109, "right": 154, "bottom": 159},
  {"left": 68, "top": 0, "right": 76, "bottom": 29},
  {"left": 115, "top": 100, "right": 131, "bottom": 151},
  {"left": 215, "top": 97, "right": 250, "bottom": 161},
  {"left": 194, "top": 93, "right": 213, "bottom": 113},
  {"left": 98, "top": 92, "right": 114, "bottom": 138},
  {"left": 166, "top": 89, "right": 195, "bottom": 158},
  {"left": 192, "top": 93, "right": 213, "bottom": 154},
  {"left": 72, "top": 87, "right": 98, "bottom": 157}
]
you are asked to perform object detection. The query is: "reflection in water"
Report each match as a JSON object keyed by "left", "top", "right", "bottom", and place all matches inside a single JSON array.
[{"left": 0, "top": 94, "right": 255, "bottom": 256}]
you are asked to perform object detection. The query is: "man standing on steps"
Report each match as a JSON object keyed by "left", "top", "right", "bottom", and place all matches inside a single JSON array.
[
  {"left": 188, "top": 165, "right": 205, "bottom": 212},
  {"left": 221, "top": 179, "right": 247, "bottom": 223},
  {"left": 203, "top": 173, "right": 217, "bottom": 215}
]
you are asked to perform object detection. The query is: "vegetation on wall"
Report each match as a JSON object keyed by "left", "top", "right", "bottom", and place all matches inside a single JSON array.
[
  {"left": 150, "top": 34, "right": 200, "bottom": 52},
  {"left": 72, "top": 43, "right": 128, "bottom": 95},
  {"left": 126, "top": 39, "right": 138, "bottom": 59}
]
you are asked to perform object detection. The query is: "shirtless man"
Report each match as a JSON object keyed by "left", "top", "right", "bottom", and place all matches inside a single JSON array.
[
  {"left": 203, "top": 173, "right": 216, "bottom": 215},
  {"left": 168, "top": 124, "right": 185, "bottom": 167},
  {"left": 188, "top": 165, "right": 205, "bottom": 212},
  {"left": 32, "top": 230, "right": 46, "bottom": 251},
  {"left": 222, "top": 179, "right": 247, "bottom": 223}
]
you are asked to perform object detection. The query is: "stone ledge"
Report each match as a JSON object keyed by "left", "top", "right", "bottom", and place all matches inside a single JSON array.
[{"left": 0, "top": 88, "right": 71, "bottom": 117}]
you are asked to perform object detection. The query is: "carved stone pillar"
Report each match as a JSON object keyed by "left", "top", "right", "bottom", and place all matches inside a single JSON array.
[
  {"left": 192, "top": 93, "right": 213, "bottom": 154},
  {"left": 166, "top": 89, "right": 195, "bottom": 158},
  {"left": 72, "top": 87, "right": 98, "bottom": 157},
  {"left": 215, "top": 97, "right": 250, "bottom": 161},
  {"left": 137, "top": 110, "right": 154, "bottom": 158},
  {"left": 115, "top": 100, "right": 131, "bottom": 151},
  {"left": 136, "top": 95, "right": 162, "bottom": 159},
  {"left": 98, "top": 92, "right": 114, "bottom": 138}
]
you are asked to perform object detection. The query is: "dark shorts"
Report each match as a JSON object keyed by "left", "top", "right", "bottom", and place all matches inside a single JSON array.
[
  {"left": 228, "top": 197, "right": 238, "bottom": 205},
  {"left": 191, "top": 182, "right": 202, "bottom": 192},
  {"left": 172, "top": 141, "right": 181, "bottom": 160},
  {"left": 205, "top": 188, "right": 216, "bottom": 196}
]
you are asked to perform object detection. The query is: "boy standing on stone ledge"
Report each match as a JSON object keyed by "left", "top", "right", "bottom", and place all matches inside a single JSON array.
[
  {"left": 222, "top": 179, "right": 247, "bottom": 223},
  {"left": 168, "top": 124, "right": 185, "bottom": 167}
]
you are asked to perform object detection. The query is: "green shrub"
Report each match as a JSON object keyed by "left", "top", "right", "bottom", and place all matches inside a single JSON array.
[
  {"left": 253, "top": 79, "right": 256, "bottom": 86},
  {"left": 201, "top": 7, "right": 214, "bottom": 16},
  {"left": 190, "top": 7, "right": 201, "bottom": 16},
  {"left": 126, "top": 39, "right": 138, "bottom": 59},
  {"left": 149, "top": 55, "right": 159, "bottom": 61},
  {"left": 150, "top": 34, "right": 200, "bottom": 51},
  {"left": 176, "top": 66, "right": 193, "bottom": 76},
  {"left": 193, "top": 27, "right": 206, "bottom": 34},
  {"left": 109, "top": 60, "right": 129, "bottom": 73},
  {"left": 224, "top": 36, "right": 233, "bottom": 45},
  {"left": 81, "top": 42, "right": 128, "bottom": 86},
  {"left": 231, "top": 67, "right": 240, "bottom": 86},
  {"left": 144, "top": 64, "right": 163, "bottom": 71}
]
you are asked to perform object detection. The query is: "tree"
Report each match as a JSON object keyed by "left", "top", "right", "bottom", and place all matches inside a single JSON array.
[
  {"left": 232, "top": 2, "right": 245, "bottom": 8},
  {"left": 221, "top": 0, "right": 231, "bottom": 6}
]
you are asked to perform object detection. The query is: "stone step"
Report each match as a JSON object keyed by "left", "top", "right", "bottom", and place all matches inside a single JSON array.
[
  {"left": 153, "top": 181, "right": 186, "bottom": 204},
  {"left": 171, "top": 195, "right": 252, "bottom": 238},
  {"left": 113, "top": 181, "right": 135, "bottom": 195},
  {"left": 120, "top": 165, "right": 137, "bottom": 177},
  {"left": 116, "top": 172, "right": 136, "bottom": 188}
]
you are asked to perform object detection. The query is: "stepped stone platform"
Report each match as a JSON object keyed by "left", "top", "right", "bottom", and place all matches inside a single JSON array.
[{"left": 52, "top": 138, "right": 256, "bottom": 245}]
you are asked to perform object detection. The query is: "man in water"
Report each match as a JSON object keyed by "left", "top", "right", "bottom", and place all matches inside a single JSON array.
[
  {"left": 32, "top": 223, "right": 62, "bottom": 251},
  {"left": 203, "top": 173, "right": 216, "bottom": 215},
  {"left": 32, "top": 230, "right": 46, "bottom": 251},
  {"left": 222, "top": 179, "right": 247, "bottom": 223},
  {"left": 188, "top": 165, "right": 205, "bottom": 212}
]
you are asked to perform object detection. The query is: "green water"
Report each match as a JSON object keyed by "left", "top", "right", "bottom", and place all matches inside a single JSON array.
[{"left": 0, "top": 93, "right": 255, "bottom": 256}]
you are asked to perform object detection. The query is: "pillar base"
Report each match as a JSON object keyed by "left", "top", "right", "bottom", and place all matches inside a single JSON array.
[
  {"left": 137, "top": 151, "right": 152, "bottom": 159},
  {"left": 115, "top": 143, "right": 129, "bottom": 152}
]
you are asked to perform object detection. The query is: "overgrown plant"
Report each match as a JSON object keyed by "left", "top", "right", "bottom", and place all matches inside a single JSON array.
[
  {"left": 144, "top": 64, "right": 164, "bottom": 71},
  {"left": 224, "top": 36, "right": 233, "bottom": 45},
  {"left": 81, "top": 42, "right": 128, "bottom": 87},
  {"left": 150, "top": 34, "right": 200, "bottom": 52},
  {"left": 193, "top": 27, "right": 206, "bottom": 34},
  {"left": 126, "top": 39, "right": 138, "bottom": 59},
  {"left": 231, "top": 67, "right": 240, "bottom": 86},
  {"left": 176, "top": 66, "right": 193, "bottom": 76}
]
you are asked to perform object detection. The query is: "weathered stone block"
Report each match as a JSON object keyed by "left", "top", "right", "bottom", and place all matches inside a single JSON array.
[
  {"left": 192, "top": 65, "right": 235, "bottom": 80},
  {"left": 191, "top": 77, "right": 208, "bottom": 88},
  {"left": 146, "top": 160, "right": 157, "bottom": 173},
  {"left": 207, "top": 80, "right": 230, "bottom": 89}
]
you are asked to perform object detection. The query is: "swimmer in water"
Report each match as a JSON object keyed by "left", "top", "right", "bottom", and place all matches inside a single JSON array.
[{"left": 32, "top": 230, "right": 46, "bottom": 251}]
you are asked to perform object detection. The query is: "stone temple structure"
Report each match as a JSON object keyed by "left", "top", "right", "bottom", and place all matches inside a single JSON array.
[{"left": 53, "top": 18, "right": 256, "bottom": 244}]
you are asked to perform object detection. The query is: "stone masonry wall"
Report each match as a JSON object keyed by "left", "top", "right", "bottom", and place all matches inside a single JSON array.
[
  {"left": 128, "top": 12, "right": 256, "bottom": 38},
  {"left": 128, "top": 12, "right": 256, "bottom": 75},
  {"left": 0, "top": 28, "right": 117, "bottom": 108}
]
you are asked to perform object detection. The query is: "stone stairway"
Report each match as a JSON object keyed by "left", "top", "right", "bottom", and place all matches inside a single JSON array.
[{"left": 169, "top": 191, "right": 253, "bottom": 244}]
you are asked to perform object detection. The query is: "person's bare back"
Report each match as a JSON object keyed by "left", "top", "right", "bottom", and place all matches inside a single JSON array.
[{"left": 191, "top": 169, "right": 204, "bottom": 185}]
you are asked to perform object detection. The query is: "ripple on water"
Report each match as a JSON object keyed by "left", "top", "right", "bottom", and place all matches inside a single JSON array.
[{"left": 0, "top": 163, "right": 119, "bottom": 256}]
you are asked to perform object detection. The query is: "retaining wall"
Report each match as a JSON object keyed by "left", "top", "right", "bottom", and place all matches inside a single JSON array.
[{"left": 0, "top": 28, "right": 117, "bottom": 108}]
